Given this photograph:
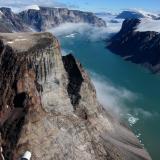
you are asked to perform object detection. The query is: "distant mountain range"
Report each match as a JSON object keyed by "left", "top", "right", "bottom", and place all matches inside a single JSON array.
[
  {"left": 0, "top": 6, "right": 106, "bottom": 32},
  {"left": 116, "top": 9, "right": 159, "bottom": 20},
  {"left": 95, "top": 9, "right": 160, "bottom": 73},
  {"left": 96, "top": 9, "right": 159, "bottom": 20}
]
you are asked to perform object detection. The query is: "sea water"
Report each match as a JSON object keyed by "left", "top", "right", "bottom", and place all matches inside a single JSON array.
[{"left": 58, "top": 33, "right": 160, "bottom": 160}]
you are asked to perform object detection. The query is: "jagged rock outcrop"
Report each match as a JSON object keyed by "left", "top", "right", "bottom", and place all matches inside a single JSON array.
[
  {"left": 0, "top": 32, "right": 151, "bottom": 160},
  {"left": 107, "top": 19, "right": 160, "bottom": 73},
  {"left": 17, "top": 7, "right": 106, "bottom": 31},
  {"left": 0, "top": 7, "right": 106, "bottom": 33}
]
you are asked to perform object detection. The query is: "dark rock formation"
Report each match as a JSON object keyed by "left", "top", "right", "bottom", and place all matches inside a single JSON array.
[
  {"left": 0, "top": 32, "right": 151, "bottom": 160},
  {"left": 62, "top": 54, "right": 84, "bottom": 107},
  {"left": 107, "top": 19, "right": 160, "bottom": 73},
  {"left": 17, "top": 7, "right": 106, "bottom": 31}
]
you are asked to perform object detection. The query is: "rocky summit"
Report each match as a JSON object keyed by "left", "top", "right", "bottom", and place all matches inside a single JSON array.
[{"left": 0, "top": 32, "right": 151, "bottom": 160}]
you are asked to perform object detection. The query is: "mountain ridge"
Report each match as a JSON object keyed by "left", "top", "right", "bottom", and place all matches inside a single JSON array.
[{"left": 0, "top": 6, "right": 106, "bottom": 32}]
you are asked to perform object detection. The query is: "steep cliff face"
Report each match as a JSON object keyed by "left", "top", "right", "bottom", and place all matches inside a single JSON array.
[
  {"left": 107, "top": 19, "right": 160, "bottom": 73},
  {"left": 0, "top": 32, "right": 151, "bottom": 160},
  {"left": 0, "top": 7, "right": 106, "bottom": 33},
  {"left": 17, "top": 7, "right": 106, "bottom": 31}
]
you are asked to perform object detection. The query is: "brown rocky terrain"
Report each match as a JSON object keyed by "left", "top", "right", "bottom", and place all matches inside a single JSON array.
[{"left": 0, "top": 32, "right": 151, "bottom": 160}]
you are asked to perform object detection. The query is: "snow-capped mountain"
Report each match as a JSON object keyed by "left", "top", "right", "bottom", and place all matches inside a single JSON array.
[{"left": 116, "top": 9, "right": 159, "bottom": 20}]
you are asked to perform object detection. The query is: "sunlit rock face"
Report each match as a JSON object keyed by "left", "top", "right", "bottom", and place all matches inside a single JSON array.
[{"left": 0, "top": 32, "right": 151, "bottom": 160}]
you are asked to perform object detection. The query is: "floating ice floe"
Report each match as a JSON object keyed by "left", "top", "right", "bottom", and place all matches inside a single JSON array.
[{"left": 127, "top": 114, "right": 139, "bottom": 126}]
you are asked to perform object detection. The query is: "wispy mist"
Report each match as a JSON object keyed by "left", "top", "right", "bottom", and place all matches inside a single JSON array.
[{"left": 49, "top": 22, "right": 121, "bottom": 41}]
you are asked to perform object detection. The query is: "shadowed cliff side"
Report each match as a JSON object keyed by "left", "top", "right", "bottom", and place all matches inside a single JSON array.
[
  {"left": 107, "top": 19, "right": 160, "bottom": 73},
  {"left": 0, "top": 32, "right": 151, "bottom": 160}
]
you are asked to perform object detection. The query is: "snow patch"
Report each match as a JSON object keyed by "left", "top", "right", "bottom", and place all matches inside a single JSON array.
[
  {"left": 24, "top": 5, "right": 40, "bottom": 11},
  {"left": 117, "top": 9, "right": 159, "bottom": 19},
  {"left": 65, "top": 33, "right": 76, "bottom": 38},
  {"left": 132, "top": 9, "right": 158, "bottom": 19}
]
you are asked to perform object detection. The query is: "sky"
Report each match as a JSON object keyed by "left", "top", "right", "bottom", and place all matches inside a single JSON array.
[{"left": 0, "top": 0, "right": 160, "bottom": 13}]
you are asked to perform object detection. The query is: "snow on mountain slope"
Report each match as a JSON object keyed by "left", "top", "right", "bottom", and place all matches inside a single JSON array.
[
  {"left": 136, "top": 18, "right": 160, "bottom": 32},
  {"left": 116, "top": 9, "right": 159, "bottom": 19},
  {"left": 24, "top": 5, "right": 40, "bottom": 11}
]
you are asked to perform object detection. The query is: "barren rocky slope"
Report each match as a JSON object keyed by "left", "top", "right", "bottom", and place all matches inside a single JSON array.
[{"left": 0, "top": 32, "right": 151, "bottom": 160}]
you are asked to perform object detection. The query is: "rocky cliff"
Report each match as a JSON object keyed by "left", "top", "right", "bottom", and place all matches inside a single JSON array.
[
  {"left": 107, "top": 19, "right": 160, "bottom": 73},
  {"left": 0, "top": 32, "right": 151, "bottom": 160},
  {"left": 0, "top": 7, "right": 106, "bottom": 33},
  {"left": 18, "top": 7, "right": 106, "bottom": 31}
]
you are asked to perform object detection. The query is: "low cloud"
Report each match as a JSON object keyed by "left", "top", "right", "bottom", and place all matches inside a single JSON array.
[
  {"left": 89, "top": 71, "right": 157, "bottom": 126},
  {"left": 89, "top": 71, "right": 137, "bottom": 117},
  {"left": 49, "top": 22, "right": 121, "bottom": 41}
]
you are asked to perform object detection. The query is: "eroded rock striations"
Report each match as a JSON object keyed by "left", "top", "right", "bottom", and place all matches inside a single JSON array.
[
  {"left": 107, "top": 19, "right": 160, "bottom": 73},
  {"left": 0, "top": 7, "right": 30, "bottom": 32},
  {"left": 18, "top": 7, "right": 106, "bottom": 31},
  {"left": 0, "top": 32, "right": 151, "bottom": 160}
]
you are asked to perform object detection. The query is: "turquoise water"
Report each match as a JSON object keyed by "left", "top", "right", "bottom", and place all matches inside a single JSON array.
[{"left": 59, "top": 33, "right": 160, "bottom": 160}]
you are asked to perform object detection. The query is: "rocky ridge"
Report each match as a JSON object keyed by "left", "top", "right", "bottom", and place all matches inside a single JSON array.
[{"left": 0, "top": 32, "right": 151, "bottom": 160}]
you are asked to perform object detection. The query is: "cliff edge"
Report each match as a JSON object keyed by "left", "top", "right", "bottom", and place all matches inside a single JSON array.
[{"left": 0, "top": 32, "right": 151, "bottom": 160}]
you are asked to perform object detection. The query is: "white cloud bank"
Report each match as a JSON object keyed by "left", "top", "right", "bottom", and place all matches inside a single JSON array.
[
  {"left": 89, "top": 71, "right": 158, "bottom": 127},
  {"left": 90, "top": 72, "right": 137, "bottom": 116},
  {"left": 136, "top": 18, "right": 160, "bottom": 32},
  {"left": 49, "top": 22, "right": 121, "bottom": 41}
]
